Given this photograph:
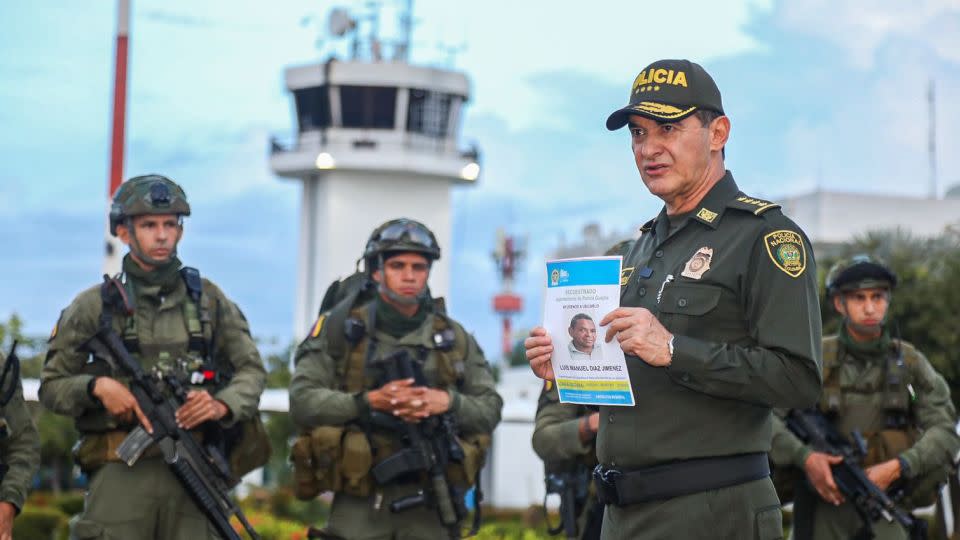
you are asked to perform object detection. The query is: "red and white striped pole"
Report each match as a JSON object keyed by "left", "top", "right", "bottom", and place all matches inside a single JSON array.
[{"left": 103, "top": 0, "right": 130, "bottom": 276}]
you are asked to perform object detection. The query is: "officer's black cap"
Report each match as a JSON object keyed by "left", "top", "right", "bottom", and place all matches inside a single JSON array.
[{"left": 606, "top": 59, "right": 724, "bottom": 130}]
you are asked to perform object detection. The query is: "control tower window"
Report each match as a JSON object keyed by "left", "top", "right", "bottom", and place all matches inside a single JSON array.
[
  {"left": 340, "top": 86, "right": 397, "bottom": 129},
  {"left": 293, "top": 86, "right": 331, "bottom": 132},
  {"left": 407, "top": 89, "right": 453, "bottom": 138}
]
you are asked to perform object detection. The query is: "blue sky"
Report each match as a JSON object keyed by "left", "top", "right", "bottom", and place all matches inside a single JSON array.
[{"left": 1, "top": 0, "right": 959, "bottom": 359}]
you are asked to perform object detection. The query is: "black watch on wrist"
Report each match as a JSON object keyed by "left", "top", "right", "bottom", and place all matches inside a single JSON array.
[
  {"left": 898, "top": 456, "right": 911, "bottom": 478},
  {"left": 87, "top": 377, "right": 100, "bottom": 400}
]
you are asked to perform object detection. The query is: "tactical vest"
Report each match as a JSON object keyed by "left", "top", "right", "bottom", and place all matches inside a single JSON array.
[
  {"left": 818, "top": 336, "right": 943, "bottom": 507},
  {"left": 291, "top": 297, "right": 490, "bottom": 501},
  {"left": 75, "top": 268, "right": 270, "bottom": 476}
]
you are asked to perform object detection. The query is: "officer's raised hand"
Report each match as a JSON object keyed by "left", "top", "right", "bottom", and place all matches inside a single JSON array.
[
  {"left": 176, "top": 390, "right": 230, "bottom": 429},
  {"left": 91, "top": 377, "right": 153, "bottom": 433},
  {"left": 525, "top": 327, "right": 555, "bottom": 381},
  {"left": 601, "top": 307, "right": 673, "bottom": 366},
  {"left": 804, "top": 451, "right": 844, "bottom": 505}
]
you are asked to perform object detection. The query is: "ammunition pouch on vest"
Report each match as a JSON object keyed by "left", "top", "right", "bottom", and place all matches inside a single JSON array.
[
  {"left": 446, "top": 433, "right": 491, "bottom": 489},
  {"left": 227, "top": 415, "right": 272, "bottom": 478},
  {"left": 291, "top": 425, "right": 378, "bottom": 500}
]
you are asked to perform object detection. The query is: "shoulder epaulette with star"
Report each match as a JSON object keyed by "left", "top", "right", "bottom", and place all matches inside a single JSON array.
[
  {"left": 727, "top": 194, "right": 780, "bottom": 216},
  {"left": 639, "top": 218, "right": 656, "bottom": 233}
]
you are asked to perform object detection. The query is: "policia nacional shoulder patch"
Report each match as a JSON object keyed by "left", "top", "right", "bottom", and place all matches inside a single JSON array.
[{"left": 764, "top": 230, "right": 806, "bottom": 277}]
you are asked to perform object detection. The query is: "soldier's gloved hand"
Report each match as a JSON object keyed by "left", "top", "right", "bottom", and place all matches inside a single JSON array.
[
  {"left": 175, "top": 390, "right": 230, "bottom": 429},
  {"left": 0, "top": 501, "right": 15, "bottom": 540},
  {"left": 367, "top": 378, "right": 417, "bottom": 414},
  {"left": 804, "top": 451, "right": 845, "bottom": 505},
  {"left": 865, "top": 458, "right": 901, "bottom": 491},
  {"left": 525, "top": 327, "right": 555, "bottom": 381},
  {"left": 92, "top": 377, "right": 154, "bottom": 434},
  {"left": 601, "top": 308, "right": 673, "bottom": 367}
]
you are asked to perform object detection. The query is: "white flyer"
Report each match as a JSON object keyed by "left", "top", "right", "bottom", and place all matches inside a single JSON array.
[{"left": 542, "top": 256, "right": 634, "bottom": 406}]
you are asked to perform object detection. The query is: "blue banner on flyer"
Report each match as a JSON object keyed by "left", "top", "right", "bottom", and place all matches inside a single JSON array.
[{"left": 546, "top": 258, "right": 620, "bottom": 288}]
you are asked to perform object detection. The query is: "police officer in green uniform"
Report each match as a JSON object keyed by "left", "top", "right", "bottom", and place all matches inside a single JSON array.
[
  {"left": 770, "top": 255, "right": 960, "bottom": 540},
  {"left": 526, "top": 59, "right": 823, "bottom": 539},
  {"left": 0, "top": 347, "right": 40, "bottom": 540},
  {"left": 40, "top": 175, "right": 267, "bottom": 540},
  {"left": 289, "top": 218, "right": 502, "bottom": 540}
]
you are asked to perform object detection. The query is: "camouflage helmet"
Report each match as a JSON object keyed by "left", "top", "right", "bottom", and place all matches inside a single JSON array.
[
  {"left": 109, "top": 174, "right": 191, "bottom": 236},
  {"left": 825, "top": 254, "right": 897, "bottom": 296},
  {"left": 363, "top": 218, "right": 441, "bottom": 268}
]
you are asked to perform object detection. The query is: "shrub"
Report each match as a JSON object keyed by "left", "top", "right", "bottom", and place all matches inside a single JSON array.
[{"left": 13, "top": 505, "right": 69, "bottom": 540}]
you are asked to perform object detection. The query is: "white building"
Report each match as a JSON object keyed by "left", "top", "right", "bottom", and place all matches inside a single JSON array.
[
  {"left": 270, "top": 59, "right": 481, "bottom": 339},
  {"left": 781, "top": 188, "right": 960, "bottom": 257}
]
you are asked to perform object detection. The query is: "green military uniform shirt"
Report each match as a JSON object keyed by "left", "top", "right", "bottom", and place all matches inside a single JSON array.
[
  {"left": 603, "top": 171, "right": 823, "bottom": 469},
  {"left": 290, "top": 299, "right": 502, "bottom": 438},
  {"left": 290, "top": 298, "right": 502, "bottom": 539},
  {"left": 533, "top": 381, "right": 596, "bottom": 465},
  {"left": 771, "top": 332, "right": 960, "bottom": 493},
  {"left": 0, "top": 352, "right": 39, "bottom": 512},
  {"left": 40, "top": 267, "right": 266, "bottom": 433}
]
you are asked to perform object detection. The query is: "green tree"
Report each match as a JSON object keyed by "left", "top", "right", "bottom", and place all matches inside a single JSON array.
[
  {"left": 261, "top": 343, "right": 296, "bottom": 487},
  {"left": 820, "top": 228, "right": 960, "bottom": 409}
]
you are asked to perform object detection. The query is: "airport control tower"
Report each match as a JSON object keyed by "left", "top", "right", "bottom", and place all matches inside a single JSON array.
[{"left": 270, "top": 3, "right": 481, "bottom": 338}]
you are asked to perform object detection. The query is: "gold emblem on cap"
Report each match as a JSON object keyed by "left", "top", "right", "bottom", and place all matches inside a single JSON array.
[
  {"left": 633, "top": 102, "right": 697, "bottom": 119},
  {"left": 696, "top": 208, "right": 718, "bottom": 223},
  {"left": 681, "top": 247, "right": 713, "bottom": 280}
]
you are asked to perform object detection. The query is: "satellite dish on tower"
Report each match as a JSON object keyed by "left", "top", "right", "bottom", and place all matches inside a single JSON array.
[{"left": 328, "top": 8, "right": 356, "bottom": 37}]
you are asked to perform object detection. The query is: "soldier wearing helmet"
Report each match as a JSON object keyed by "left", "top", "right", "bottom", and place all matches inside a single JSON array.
[
  {"left": 771, "top": 255, "right": 960, "bottom": 540},
  {"left": 289, "top": 218, "right": 502, "bottom": 539},
  {"left": 40, "top": 175, "right": 267, "bottom": 539}
]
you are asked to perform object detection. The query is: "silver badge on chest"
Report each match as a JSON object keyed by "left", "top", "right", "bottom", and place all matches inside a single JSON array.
[{"left": 681, "top": 246, "right": 714, "bottom": 279}]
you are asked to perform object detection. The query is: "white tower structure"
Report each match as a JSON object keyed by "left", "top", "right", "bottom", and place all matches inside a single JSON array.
[{"left": 271, "top": 4, "right": 481, "bottom": 339}]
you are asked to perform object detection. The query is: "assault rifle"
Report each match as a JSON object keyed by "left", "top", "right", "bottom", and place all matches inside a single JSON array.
[
  {"left": 543, "top": 464, "right": 591, "bottom": 540},
  {"left": 86, "top": 276, "right": 260, "bottom": 540},
  {"left": 784, "top": 408, "right": 927, "bottom": 540},
  {"left": 367, "top": 349, "right": 469, "bottom": 540}
]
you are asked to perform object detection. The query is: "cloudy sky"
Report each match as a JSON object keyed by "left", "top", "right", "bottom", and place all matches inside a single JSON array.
[{"left": 1, "top": 0, "right": 959, "bottom": 359}]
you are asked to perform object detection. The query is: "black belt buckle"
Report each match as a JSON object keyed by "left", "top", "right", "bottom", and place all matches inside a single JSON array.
[{"left": 593, "top": 465, "right": 622, "bottom": 506}]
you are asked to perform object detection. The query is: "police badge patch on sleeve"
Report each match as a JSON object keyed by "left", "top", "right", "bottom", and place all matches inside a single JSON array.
[{"left": 764, "top": 230, "right": 806, "bottom": 277}]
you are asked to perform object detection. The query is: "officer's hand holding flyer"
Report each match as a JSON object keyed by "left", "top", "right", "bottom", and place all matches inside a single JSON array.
[{"left": 542, "top": 256, "right": 634, "bottom": 406}]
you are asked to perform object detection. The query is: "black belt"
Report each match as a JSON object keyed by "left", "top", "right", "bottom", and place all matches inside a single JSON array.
[{"left": 593, "top": 452, "right": 770, "bottom": 506}]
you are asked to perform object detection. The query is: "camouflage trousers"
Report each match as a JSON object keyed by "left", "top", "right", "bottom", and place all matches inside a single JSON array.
[
  {"left": 70, "top": 458, "right": 217, "bottom": 540},
  {"left": 318, "top": 485, "right": 456, "bottom": 540},
  {"left": 600, "top": 477, "right": 783, "bottom": 540}
]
